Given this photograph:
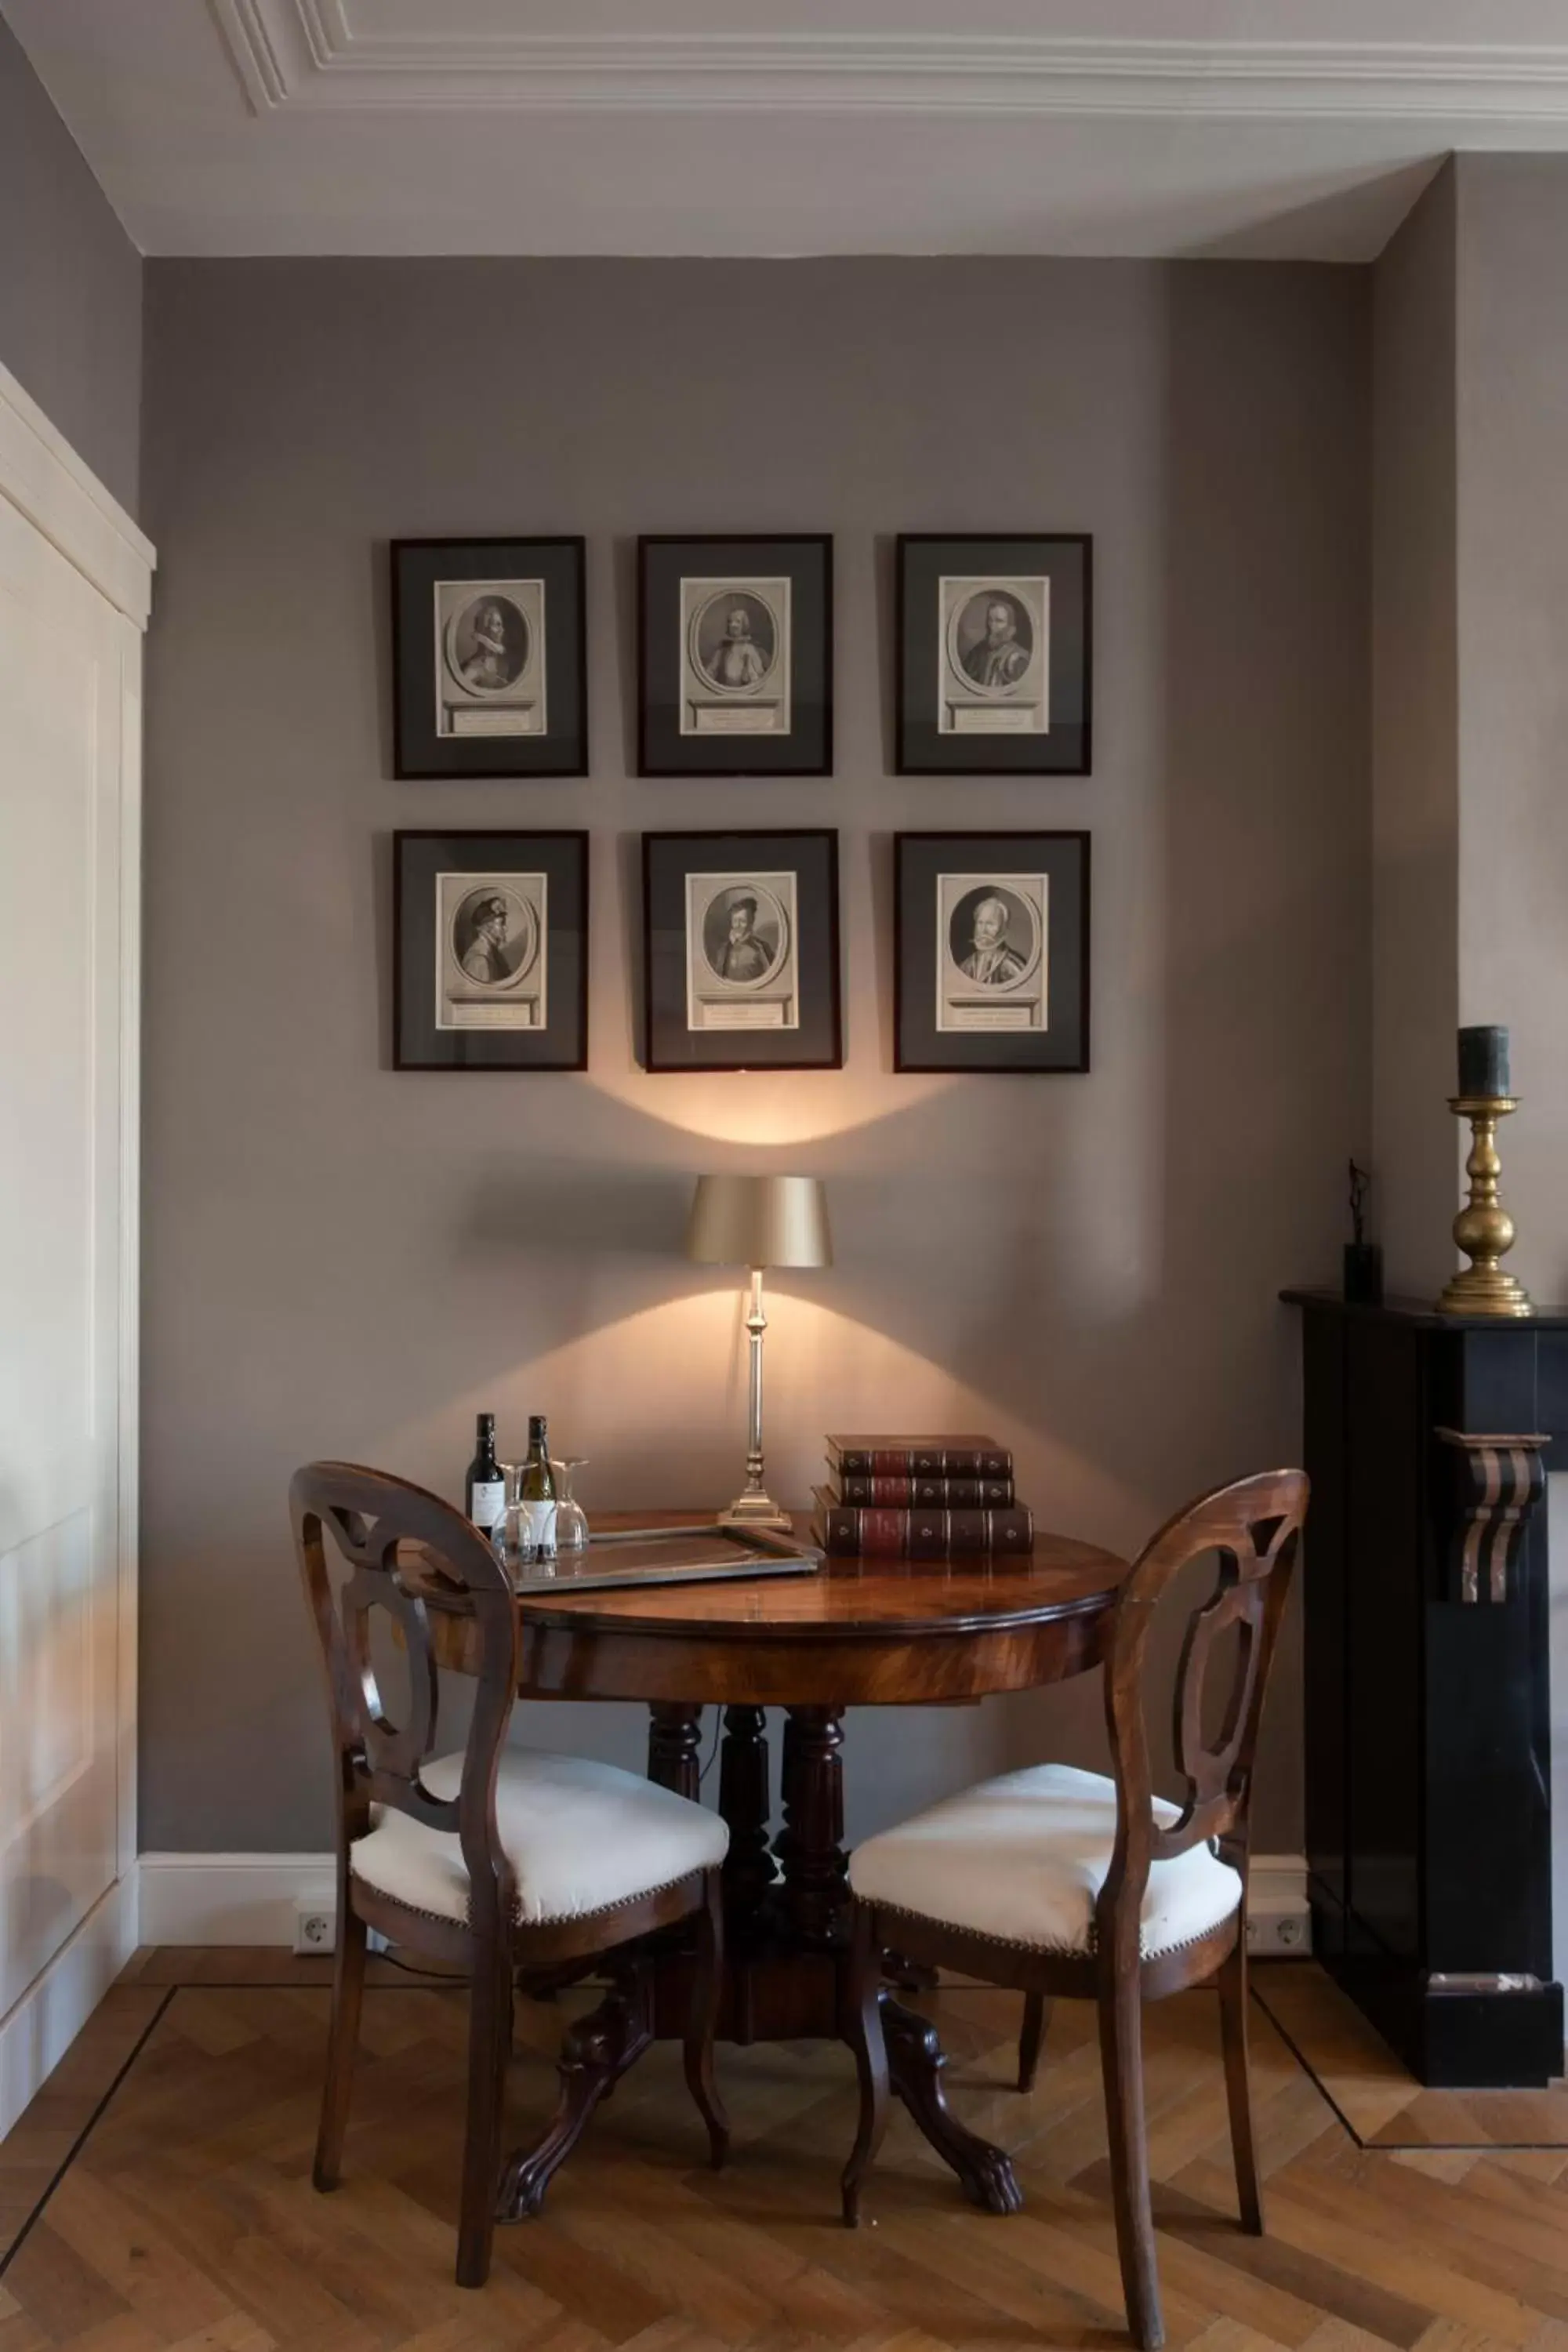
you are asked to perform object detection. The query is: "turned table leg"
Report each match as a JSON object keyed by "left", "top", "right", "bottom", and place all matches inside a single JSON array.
[
  {"left": 775, "top": 1706, "right": 851, "bottom": 1948},
  {"left": 719, "top": 1704, "right": 777, "bottom": 1928},
  {"left": 648, "top": 1701, "right": 703, "bottom": 1797}
]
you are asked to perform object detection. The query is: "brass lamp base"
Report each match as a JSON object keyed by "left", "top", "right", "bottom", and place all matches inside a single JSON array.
[
  {"left": 719, "top": 1488, "right": 793, "bottom": 1535},
  {"left": 1436, "top": 1266, "right": 1536, "bottom": 1319},
  {"left": 1436, "top": 1094, "right": 1536, "bottom": 1319}
]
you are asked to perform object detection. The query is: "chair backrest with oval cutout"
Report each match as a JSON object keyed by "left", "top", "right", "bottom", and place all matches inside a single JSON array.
[
  {"left": 1095, "top": 1468, "right": 1308, "bottom": 1964},
  {"left": 290, "top": 1461, "right": 521, "bottom": 1930}
]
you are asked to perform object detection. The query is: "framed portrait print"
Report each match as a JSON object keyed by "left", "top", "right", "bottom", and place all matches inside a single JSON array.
[
  {"left": 896, "top": 535, "right": 1091, "bottom": 775},
  {"left": 391, "top": 538, "right": 587, "bottom": 779},
  {"left": 638, "top": 536, "right": 833, "bottom": 776},
  {"left": 895, "top": 832, "right": 1090, "bottom": 1073},
  {"left": 642, "top": 829, "right": 841, "bottom": 1072},
  {"left": 394, "top": 830, "right": 589, "bottom": 1070}
]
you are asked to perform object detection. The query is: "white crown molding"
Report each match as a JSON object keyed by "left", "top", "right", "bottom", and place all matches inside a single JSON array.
[
  {"left": 208, "top": 1, "right": 1568, "bottom": 122},
  {"left": 0, "top": 361, "right": 155, "bottom": 630}
]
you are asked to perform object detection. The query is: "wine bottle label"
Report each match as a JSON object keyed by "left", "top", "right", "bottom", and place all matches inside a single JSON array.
[
  {"left": 521, "top": 1500, "right": 557, "bottom": 1555},
  {"left": 470, "top": 1479, "right": 505, "bottom": 1533}
]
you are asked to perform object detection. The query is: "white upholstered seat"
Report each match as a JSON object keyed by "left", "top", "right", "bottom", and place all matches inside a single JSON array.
[
  {"left": 849, "top": 1762, "right": 1242, "bottom": 1959},
  {"left": 350, "top": 1748, "right": 729, "bottom": 1928}
]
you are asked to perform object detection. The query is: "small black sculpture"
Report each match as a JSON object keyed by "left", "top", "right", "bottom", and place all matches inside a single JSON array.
[{"left": 1344, "top": 1159, "right": 1383, "bottom": 1305}]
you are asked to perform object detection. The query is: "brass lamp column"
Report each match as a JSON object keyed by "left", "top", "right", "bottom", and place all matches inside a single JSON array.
[{"left": 685, "top": 1174, "right": 832, "bottom": 1533}]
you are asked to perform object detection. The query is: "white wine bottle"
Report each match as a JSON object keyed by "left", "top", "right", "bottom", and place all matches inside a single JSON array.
[
  {"left": 519, "top": 1414, "right": 557, "bottom": 1560},
  {"left": 464, "top": 1412, "right": 505, "bottom": 1544}
]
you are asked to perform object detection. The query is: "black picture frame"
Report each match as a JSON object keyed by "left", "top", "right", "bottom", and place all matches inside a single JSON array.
[
  {"left": 895, "top": 534, "right": 1092, "bottom": 775},
  {"left": 391, "top": 537, "right": 587, "bottom": 779},
  {"left": 638, "top": 535, "right": 833, "bottom": 776},
  {"left": 895, "top": 831, "right": 1091, "bottom": 1074},
  {"left": 394, "top": 829, "right": 590, "bottom": 1071},
  {"left": 642, "top": 829, "right": 842, "bottom": 1073}
]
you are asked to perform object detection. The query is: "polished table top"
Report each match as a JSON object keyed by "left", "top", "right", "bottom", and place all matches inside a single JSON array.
[
  {"left": 410, "top": 1508, "right": 1130, "bottom": 1706},
  {"left": 500, "top": 1508, "right": 1127, "bottom": 1637}
]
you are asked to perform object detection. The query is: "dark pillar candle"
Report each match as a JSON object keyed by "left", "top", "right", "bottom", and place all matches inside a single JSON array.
[{"left": 1457, "top": 1025, "right": 1511, "bottom": 1098}]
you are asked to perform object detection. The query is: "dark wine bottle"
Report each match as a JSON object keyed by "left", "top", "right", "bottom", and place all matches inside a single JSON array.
[
  {"left": 464, "top": 1412, "right": 505, "bottom": 1543},
  {"left": 519, "top": 1414, "right": 557, "bottom": 1560}
]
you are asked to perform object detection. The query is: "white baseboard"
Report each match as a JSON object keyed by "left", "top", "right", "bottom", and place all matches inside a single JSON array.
[
  {"left": 138, "top": 1852, "right": 336, "bottom": 1947},
  {"left": 1247, "top": 1853, "right": 1310, "bottom": 1955},
  {"left": 0, "top": 1872, "right": 140, "bottom": 2141},
  {"left": 135, "top": 1849, "right": 1312, "bottom": 1954}
]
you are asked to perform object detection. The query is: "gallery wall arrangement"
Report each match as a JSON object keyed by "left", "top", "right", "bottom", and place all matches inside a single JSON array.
[{"left": 387, "top": 528, "right": 1096, "bottom": 1076}]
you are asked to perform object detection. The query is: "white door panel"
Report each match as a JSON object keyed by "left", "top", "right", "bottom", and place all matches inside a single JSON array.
[{"left": 0, "top": 488, "right": 124, "bottom": 2013}]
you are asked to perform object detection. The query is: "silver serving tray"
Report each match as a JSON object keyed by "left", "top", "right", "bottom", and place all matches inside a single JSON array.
[{"left": 508, "top": 1521, "right": 822, "bottom": 1597}]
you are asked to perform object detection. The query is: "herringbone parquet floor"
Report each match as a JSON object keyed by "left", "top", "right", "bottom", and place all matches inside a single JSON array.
[{"left": 5, "top": 1951, "right": 1568, "bottom": 2352}]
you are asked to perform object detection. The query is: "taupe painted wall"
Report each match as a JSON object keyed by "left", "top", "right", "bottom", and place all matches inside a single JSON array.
[
  {"left": 0, "top": 14, "right": 141, "bottom": 514},
  {"left": 139, "top": 256, "right": 1370, "bottom": 1853},
  {"left": 1370, "top": 166, "right": 1461, "bottom": 1297},
  {"left": 1369, "top": 154, "right": 1568, "bottom": 1967},
  {"left": 1448, "top": 154, "right": 1568, "bottom": 1971},
  {"left": 1453, "top": 155, "right": 1568, "bottom": 1305},
  {"left": 1370, "top": 155, "right": 1568, "bottom": 1305}
]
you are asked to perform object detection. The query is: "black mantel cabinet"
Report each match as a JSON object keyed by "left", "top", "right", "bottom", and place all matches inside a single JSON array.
[{"left": 1283, "top": 1290, "right": 1568, "bottom": 2087}]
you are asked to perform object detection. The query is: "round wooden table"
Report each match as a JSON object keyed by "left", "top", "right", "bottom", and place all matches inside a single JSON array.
[{"left": 419, "top": 1512, "right": 1127, "bottom": 2218}]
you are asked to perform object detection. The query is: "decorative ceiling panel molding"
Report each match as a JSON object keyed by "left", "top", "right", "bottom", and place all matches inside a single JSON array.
[{"left": 209, "top": 2, "right": 1568, "bottom": 122}]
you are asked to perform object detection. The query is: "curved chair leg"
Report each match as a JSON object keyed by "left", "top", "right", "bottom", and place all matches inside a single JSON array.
[
  {"left": 1018, "top": 1991, "right": 1051, "bottom": 2092},
  {"left": 1217, "top": 1927, "right": 1264, "bottom": 2233},
  {"left": 841, "top": 1900, "right": 891, "bottom": 2227},
  {"left": 456, "top": 1940, "right": 514, "bottom": 2291},
  {"left": 312, "top": 1897, "right": 368, "bottom": 2191},
  {"left": 1098, "top": 1969, "right": 1164, "bottom": 2352},
  {"left": 684, "top": 1868, "right": 730, "bottom": 2169}
]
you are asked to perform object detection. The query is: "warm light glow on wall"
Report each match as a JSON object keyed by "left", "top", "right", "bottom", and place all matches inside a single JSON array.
[
  {"left": 586, "top": 1067, "right": 954, "bottom": 1149},
  {"left": 405, "top": 1289, "right": 1137, "bottom": 1531}
]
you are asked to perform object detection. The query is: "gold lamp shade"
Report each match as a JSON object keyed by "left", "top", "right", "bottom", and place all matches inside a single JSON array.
[{"left": 684, "top": 1174, "right": 833, "bottom": 1272}]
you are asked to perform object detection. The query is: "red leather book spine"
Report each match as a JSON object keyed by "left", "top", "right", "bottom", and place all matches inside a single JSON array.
[
  {"left": 821, "top": 1505, "right": 1034, "bottom": 1555},
  {"left": 844, "top": 1448, "right": 1015, "bottom": 1476},
  {"left": 836, "top": 1475, "right": 1015, "bottom": 1506}
]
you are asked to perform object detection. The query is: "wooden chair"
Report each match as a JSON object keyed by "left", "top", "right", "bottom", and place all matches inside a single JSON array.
[
  {"left": 840, "top": 1468, "right": 1308, "bottom": 2351},
  {"left": 292, "top": 1461, "right": 729, "bottom": 2288}
]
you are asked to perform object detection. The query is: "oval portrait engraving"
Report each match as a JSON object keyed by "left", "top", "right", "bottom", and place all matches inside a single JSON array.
[
  {"left": 445, "top": 593, "right": 530, "bottom": 697},
  {"left": 948, "top": 588, "right": 1035, "bottom": 699},
  {"left": 691, "top": 589, "right": 779, "bottom": 698},
  {"left": 946, "top": 883, "right": 1040, "bottom": 991},
  {"left": 702, "top": 880, "right": 789, "bottom": 991},
  {"left": 452, "top": 883, "right": 539, "bottom": 991}
]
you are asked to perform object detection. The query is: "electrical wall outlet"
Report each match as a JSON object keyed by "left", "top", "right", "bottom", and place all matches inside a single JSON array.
[
  {"left": 1247, "top": 1907, "right": 1308, "bottom": 1956},
  {"left": 293, "top": 1900, "right": 336, "bottom": 1956}
]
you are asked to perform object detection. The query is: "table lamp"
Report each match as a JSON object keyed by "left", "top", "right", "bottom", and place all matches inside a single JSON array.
[{"left": 685, "top": 1173, "right": 833, "bottom": 1533}]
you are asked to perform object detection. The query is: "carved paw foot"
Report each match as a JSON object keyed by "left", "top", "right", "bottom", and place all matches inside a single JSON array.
[
  {"left": 881, "top": 1992, "right": 1023, "bottom": 2216},
  {"left": 495, "top": 1976, "right": 652, "bottom": 2222}
]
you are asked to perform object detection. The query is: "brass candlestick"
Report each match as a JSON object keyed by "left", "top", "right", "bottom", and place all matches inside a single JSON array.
[{"left": 1437, "top": 1096, "right": 1535, "bottom": 1318}]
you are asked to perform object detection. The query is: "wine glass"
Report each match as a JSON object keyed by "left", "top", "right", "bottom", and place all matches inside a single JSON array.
[
  {"left": 550, "top": 1458, "right": 590, "bottom": 1552},
  {"left": 497, "top": 1463, "right": 525, "bottom": 1571}
]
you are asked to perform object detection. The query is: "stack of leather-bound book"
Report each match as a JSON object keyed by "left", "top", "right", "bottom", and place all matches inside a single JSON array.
[{"left": 811, "top": 1434, "right": 1034, "bottom": 1558}]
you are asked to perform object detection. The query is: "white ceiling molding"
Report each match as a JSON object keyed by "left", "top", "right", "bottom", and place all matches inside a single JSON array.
[{"left": 208, "top": 1, "right": 1568, "bottom": 121}]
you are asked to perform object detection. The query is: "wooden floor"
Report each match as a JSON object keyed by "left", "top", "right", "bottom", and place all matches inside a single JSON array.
[{"left": 4, "top": 1951, "right": 1568, "bottom": 2352}]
